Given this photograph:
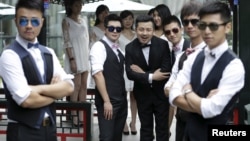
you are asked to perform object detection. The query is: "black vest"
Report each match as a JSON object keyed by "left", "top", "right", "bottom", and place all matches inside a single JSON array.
[
  {"left": 3, "top": 41, "right": 55, "bottom": 128},
  {"left": 187, "top": 49, "right": 238, "bottom": 141},
  {"left": 94, "top": 40, "right": 126, "bottom": 104}
]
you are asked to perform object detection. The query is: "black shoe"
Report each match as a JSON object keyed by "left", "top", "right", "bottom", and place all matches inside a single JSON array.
[
  {"left": 130, "top": 123, "right": 137, "bottom": 135},
  {"left": 123, "top": 131, "right": 129, "bottom": 135}
]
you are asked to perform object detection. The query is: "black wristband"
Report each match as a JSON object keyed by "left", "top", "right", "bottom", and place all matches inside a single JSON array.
[{"left": 69, "top": 58, "right": 74, "bottom": 61}]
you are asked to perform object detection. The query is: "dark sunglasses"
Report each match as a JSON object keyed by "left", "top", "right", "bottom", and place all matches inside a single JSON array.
[
  {"left": 164, "top": 28, "right": 179, "bottom": 35},
  {"left": 182, "top": 19, "right": 199, "bottom": 26},
  {"left": 198, "top": 22, "right": 227, "bottom": 31},
  {"left": 107, "top": 26, "right": 122, "bottom": 33},
  {"left": 19, "top": 17, "right": 41, "bottom": 27}
]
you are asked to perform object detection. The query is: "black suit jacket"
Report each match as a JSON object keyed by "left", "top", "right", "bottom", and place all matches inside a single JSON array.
[{"left": 125, "top": 36, "right": 171, "bottom": 100}]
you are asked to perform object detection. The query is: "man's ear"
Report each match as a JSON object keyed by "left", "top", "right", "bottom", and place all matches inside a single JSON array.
[
  {"left": 14, "top": 18, "right": 17, "bottom": 26},
  {"left": 40, "top": 17, "right": 44, "bottom": 27},
  {"left": 225, "top": 22, "right": 232, "bottom": 34}
]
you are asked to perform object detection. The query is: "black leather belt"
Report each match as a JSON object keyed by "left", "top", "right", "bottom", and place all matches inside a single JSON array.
[{"left": 42, "top": 117, "right": 51, "bottom": 126}]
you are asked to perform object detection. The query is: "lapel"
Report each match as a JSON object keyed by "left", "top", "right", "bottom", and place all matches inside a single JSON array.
[
  {"left": 134, "top": 39, "right": 149, "bottom": 68},
  {"left": 148, "top": 36, "right": 157, "bottom": 68}
]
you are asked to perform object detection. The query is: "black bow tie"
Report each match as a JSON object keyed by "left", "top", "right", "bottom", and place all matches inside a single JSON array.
[
  {"left": 210, "top": 52, "right": 216, "bottom": 58},
  {"left": 141, "top": 44, "right": 151, "bottom": 48},
  {"left": 28, "top": 42, "right": 39, "bottom": 49}
]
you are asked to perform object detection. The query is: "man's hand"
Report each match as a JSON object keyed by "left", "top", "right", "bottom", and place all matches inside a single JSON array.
[
  {"left": 164, "top": 83, "right": 174, "bottom": 97},
  {"left": 152, "top": 69, "right": 171, "bottom": 81},
  {"left": 207, "top": 89, "right": 219, "bottom": 98},
  {"left": 104, "top": 101, "right": 113, "bottom": 120},
  {"left": 182, "top": 83, "right": 193, "bottom": 93},
  {"left": 130, "top": 64, "right": 145, "bottom": 73},
  {"left": 50, "top": 75, "right": 61, "bottom": 84}
]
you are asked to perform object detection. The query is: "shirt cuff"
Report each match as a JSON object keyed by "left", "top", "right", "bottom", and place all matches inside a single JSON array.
[
  {"left": 91, "top": 64, "right": 103, "bottom": 75},
  {"left": 200, "top": 98, "right": 214, "bottom": 118},
  {"left": 149, "top": 73, "right": 153, "bottom": 83},
  {"left": 164, "top": 81, "right": 171, "bottom": 89},
  {"left": 169, "top": 88, "right": 182, "bottom": 106}
]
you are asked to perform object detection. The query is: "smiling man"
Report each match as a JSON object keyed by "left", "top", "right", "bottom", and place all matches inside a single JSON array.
[
  {"left": 125, "top": 15, "right": 172, "bottom": 141},
  {"left": 89, "top": 14, "right": 127, "bottom": 141}
]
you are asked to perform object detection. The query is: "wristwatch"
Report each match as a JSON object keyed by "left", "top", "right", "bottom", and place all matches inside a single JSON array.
[{"left": 184, "top": 89, "right": 192, "bottom": 99}]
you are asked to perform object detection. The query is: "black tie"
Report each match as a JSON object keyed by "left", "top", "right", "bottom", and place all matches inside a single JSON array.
[{"left": 28, "top": 42, "right": 39, "bottom": 49}]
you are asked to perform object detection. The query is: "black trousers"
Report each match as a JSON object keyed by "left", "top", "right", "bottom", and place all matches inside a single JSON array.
[
  {"left": 7, "top": 122, "right": 57, "bottom": 141},
  {"left": 96, "top": 99, "right": 127, "bottom": 141},
  {"left": 175, "top": 108, "right": 189, "bottom": 141},
  {"left": 135, "top": 93, "right": 169, "bottom": 141}
]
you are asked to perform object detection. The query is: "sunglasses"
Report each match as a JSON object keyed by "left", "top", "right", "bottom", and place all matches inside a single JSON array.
[
  {"left": 107, "top": 26, "right": 122, "bottom": 33},
  {"left": 164, "top": 28, "right": 179, "bottom": 36},
  {"left": 198, "top": 22, "right": 227, "bottom": 31},
  {"left": 182, "top": 19, "right": 199, "bottom": 26},
  {"left": 19, "top": 17, "right": 41, "bottom": 27}
]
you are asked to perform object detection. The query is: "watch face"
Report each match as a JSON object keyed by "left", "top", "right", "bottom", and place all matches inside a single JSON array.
[{"left": 184, "top": 89, "right": 192, "bottom": 94}]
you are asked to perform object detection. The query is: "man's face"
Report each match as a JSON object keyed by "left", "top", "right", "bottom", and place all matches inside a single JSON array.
[
  {"left": 105, "top": 21, "right": 122, "bottom": 42},
  {"left": 15, "top": 8, "right": 44, "bottom": 42},
  {"left": 199, "top": 14, "right": 231, "bottom": 49},
  {"left": 182, "top": 14, "right": 200, "bottom": 40},
  {"left": 164, "top": 22, "right": 183, "bottom": 46},
  {"left": 136, "top": 21, "right": 154, "bottom": 45}
]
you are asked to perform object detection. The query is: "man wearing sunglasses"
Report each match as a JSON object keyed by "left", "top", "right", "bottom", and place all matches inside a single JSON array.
[
  {"left": 89, "top": 14, "right": 127, "bottom": 141},
  {"left": 0, "top": 0, "right": 74, "bottom": 141},
  {"left": 125, "top": 15, "right": 171, "bottom": 141},
  {"left": 162, "top": 14, "right": 190, "bottom": 139},
  {"left": 169, "top": 1, "right": 245, "bottom": 141},
  {"left": 164, "top": 1, "right": 206, "bottom": 141}
]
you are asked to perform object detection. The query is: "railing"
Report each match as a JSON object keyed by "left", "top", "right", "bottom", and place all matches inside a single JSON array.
[{"left": 0, "top": 88, "right": 93, "bottom": 141}]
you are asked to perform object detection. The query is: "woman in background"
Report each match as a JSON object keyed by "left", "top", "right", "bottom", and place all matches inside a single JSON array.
[
  {"left": 119, "top": 10, "right": 138, "bottom": 135},
  {"left": 62, "top": 0, "right": 89, "bottom": 127},
  {"left": 89, "top": 4, "right": 109, "bottom": 47},
  {"left": 153, "top": 4, "right": 171, "bottom": 40}
]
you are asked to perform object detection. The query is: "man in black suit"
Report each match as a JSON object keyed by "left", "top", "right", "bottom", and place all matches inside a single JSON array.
[{"left": 125, "top": 15, "right": 172, "bottom": 141}]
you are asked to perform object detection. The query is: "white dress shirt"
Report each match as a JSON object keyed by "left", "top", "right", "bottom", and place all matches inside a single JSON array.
[
  {"left": 165, "top": 41, "right": 206, "bottom": 88},
  {"left": 169, "top": 40, "right": 245, "bottom": 118},
  {"left": 172, "top": 38, "right": 185, "bottom": 57},
  {"left": 89, "top": 36, "right": 124, "bottom": 76},
  {"left": 0, "top": 34, "right": 74, "bottom": 105}
]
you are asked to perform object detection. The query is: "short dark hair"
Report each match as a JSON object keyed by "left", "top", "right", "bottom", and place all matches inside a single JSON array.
[
  {"left": 163, "top": 15, "right": 182, "bottom": 28},
  {"left": 15, "top": 0, "right": 44, "bottom": 17},
  {"left": 94, "top": 4, "right": 109, "bottom": 26},
  {"left": 104, "top": 14, "right": 122, "bottom": 28},
  {"left": 135, "top": 15, "right": 155, "bottom": 29},
  {"left": 199, "top": 1, "right": 231, "bottom": 23},
  {"left": 180, "top": 0, "right": 202, "bottom": 21},
  {"left": 65, "top": 0, "right": 83, "bottom": 17}
]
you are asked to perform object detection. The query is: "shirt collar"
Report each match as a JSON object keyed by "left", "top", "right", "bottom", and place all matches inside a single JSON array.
[
  {"left": 16, "top": 33, "right": 38, "bottom": 49},
  {"left": 204, "top": 40, "right": 229, "bottom": 58},
  {"left": 102, "top": 36, "right": 119, "bottom": 49}
]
